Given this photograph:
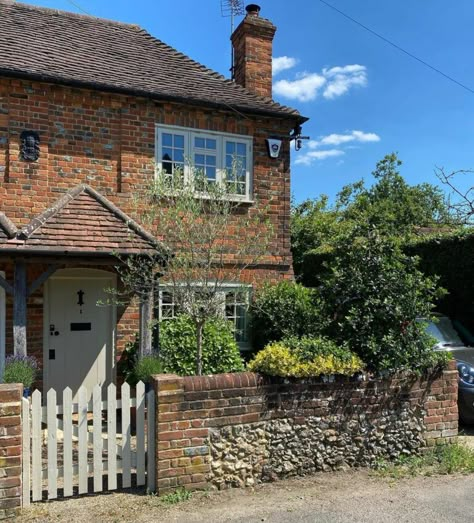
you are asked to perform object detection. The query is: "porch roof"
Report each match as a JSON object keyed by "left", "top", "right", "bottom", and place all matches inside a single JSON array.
[{"left": 0, "top": 185, "right": 165, "bottom": 258}]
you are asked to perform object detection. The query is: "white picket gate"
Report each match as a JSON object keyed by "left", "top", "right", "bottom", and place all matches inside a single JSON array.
[{"left": 21, "top": 382, "right": 156, "bottom": 504}]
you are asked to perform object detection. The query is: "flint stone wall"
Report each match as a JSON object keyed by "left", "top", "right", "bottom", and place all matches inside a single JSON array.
[{"left": 153, "top": 361, "right": 458, "bottom": 494}]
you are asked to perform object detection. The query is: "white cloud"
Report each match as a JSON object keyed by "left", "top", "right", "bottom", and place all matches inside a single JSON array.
[
  {"left": 295, "top": 149, "right": 345, "bottom": 165},
  {"left": 273, "top": 64, "right": 367, "bottom": 102},
  {"left": 322, "top": 65, "right": 368, "bottom": 99},
  {"left": 273, "top": 73, "right": 326, "bottom": 102},
  {"left": 309, "top": 130, "right": 380, "bottom": 148},
  {"left": 272, "top": 56, "right": 298, "bottom": 76},
  {"left": 296, "top": 130, "right": 380, "bottom": 167}
]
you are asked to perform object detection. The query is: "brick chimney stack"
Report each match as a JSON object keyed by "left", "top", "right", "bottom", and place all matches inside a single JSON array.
[{"left": 231, "top": 4, "right": 276, "bottom": 99}]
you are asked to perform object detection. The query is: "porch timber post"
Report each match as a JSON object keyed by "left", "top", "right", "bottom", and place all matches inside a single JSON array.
[
  {"left": 13, "top": 260, "right": 27, "bottom": 357},
  {"left": 139, "top": 286, "right": 154, "bottom": 358}
]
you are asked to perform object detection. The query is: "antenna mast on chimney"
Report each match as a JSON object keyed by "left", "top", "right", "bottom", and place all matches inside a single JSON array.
[{"left": 220, "top": 0, "right": 245, "bottom": 79}]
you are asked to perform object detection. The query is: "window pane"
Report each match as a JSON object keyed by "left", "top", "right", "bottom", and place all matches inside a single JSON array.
[
  {"left": 206, "top": 166, "right": 216, "bottom": 180},
  {"left": 206, "top": 138, "right": 217, "bottom": 149},
  {"left": 195, "top": 137, "right": 205, "bottom": 148},
  {"left": 162, "top": 133, "right": 172, "bottom": 146},
  {"left": 195, "top": 154, "right": 205, "bottom": 165},
  {"left": 162, "top": 148, "right": 173, "bottom": 160},
  {"left": 174, "top": 135, "right": 184, "bottom": 148},
  {"left": 207, "top": 155, "right": 216, "bottom": 166},
  {"left": 237, "top": 143, "right": 246, "bottom": 156},
  {"left": 226, "top": 141, "right": 235, "bottom": 154}
]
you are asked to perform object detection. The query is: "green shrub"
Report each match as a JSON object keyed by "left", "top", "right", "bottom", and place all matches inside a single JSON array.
[
  {"left": 247, "top": 337, "right": 364, "bottom": 378},
  {"left": 159, "top": 314, "right": 244, "bottom": 376},
  {"left": 133, "top": 355, "right": 163, "bottom": 384},
  {"left": 320, "top": 228, "right": 447, "bottom": 372},
  {"left": 3, "top": 355, "right": 38, "bottom": 388},
  {"left": 250, "top": 282, "right": 326, "bottom": 349}
]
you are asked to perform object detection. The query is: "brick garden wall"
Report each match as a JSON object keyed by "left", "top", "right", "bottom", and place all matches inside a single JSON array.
[
  {"left": 152, "top": 360, "right": 458, "bottom": 494},
  {"left": 0, "top": 384, "right": 22, "bottom": 519}
]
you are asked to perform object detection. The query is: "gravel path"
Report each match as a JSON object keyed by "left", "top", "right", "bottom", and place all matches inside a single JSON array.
[{"left": 18, "top": 470, "right": 474, "bottom": 523}]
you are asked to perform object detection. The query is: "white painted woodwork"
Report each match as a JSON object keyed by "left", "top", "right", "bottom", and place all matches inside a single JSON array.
[
  {"left": 63, "top": 387, "right": 73, "bottom": 498},
  {"left": 78, "top": 386, "right": 88, "bottom": 494},
  {"left": 136, "top": 381, "right": 145, "bottom": 486},
  {"left": 121, "top": 382, "right": 131, "bottom": 489},
  {"left": 21, "top": 398, "right": 30, "bottom": 507},
  {"left": 47, "top": 389, "right": 58, "bottom": 500},
  {"left": 44, "top": 269, "right": 115, "bottom": 401},
  {"left": 31, "top": 390, "right": 42, "bottom": 502},
  {"left": 93, "top": 384, "right": 103, "bottom": 493},
  {"left": 23, "top": 381, "right": 153, "bottom": 502},
  {"left": 107, "top": 383, "right": 117, "bottom": 491}
]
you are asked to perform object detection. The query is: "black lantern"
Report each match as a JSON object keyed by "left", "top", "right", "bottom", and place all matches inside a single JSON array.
[{"left": 20, "top": 131, "right": 40, "bottom": 162}]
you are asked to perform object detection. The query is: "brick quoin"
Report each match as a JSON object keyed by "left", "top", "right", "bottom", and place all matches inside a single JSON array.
[{"left": 152, "top": 361, "right": 458, "bottom": 495}]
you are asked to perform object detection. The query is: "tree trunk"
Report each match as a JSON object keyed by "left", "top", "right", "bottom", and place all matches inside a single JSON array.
[{"left": 196, "top": 322, "right": 204, "bottom": 376}]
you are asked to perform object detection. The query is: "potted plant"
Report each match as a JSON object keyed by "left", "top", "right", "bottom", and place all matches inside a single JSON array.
[{"left": 3, "top": 355, "right": 38, "bottom": 397}]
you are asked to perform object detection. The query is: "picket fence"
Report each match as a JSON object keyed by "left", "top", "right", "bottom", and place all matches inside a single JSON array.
[{"left": 22, "top": 381, "right": 156, "bottom": 504}]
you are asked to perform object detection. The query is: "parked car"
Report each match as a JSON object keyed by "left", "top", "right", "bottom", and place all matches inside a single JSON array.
[{"left": 425, "top": 314, "right": 474, "bottom": 424}]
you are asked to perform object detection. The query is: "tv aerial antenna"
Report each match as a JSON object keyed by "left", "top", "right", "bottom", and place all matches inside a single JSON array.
[{"left": 221, "top": 0, "right": 245, "bottom": 79}]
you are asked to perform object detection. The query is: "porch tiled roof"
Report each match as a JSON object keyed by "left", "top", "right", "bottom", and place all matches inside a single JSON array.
[
  {"left": 0, "top": 185, "right": 164, "bottom": 257},
  {"left": 0, "top": 0, "right": 304, "bottom": 121}
]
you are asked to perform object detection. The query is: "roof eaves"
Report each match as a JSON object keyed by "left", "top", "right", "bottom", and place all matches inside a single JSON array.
[{"left": 0, "top": 69, "right": 306, "bottom": 123}]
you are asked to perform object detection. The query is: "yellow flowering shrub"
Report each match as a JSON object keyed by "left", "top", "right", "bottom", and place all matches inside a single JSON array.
[{"left": 247, "top": 340, "right": 364, "bottom": 378}]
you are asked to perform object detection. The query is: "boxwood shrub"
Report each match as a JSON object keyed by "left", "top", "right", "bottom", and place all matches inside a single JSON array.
[
  {"left": 248, "top": 336, "right": 364, "bottom": 378},
  {"left": 159, "top": 314, "right": 244, "bottom": 376}
]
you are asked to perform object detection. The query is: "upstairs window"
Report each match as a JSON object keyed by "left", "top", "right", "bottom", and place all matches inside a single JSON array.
[{"left": 156, "top": 125, "right": 253, "bottom": 201}]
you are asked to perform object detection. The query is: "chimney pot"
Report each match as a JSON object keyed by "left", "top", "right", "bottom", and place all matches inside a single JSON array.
[{"left": 245, "top": 4, "right": 261, "bottom": 16}]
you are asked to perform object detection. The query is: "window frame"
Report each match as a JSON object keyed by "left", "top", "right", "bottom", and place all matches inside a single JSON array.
[
  {"left": 156, "top": 283, "right": 252, "bottom": 351},
  {"left": 155, "top": 125, "right": 253, "bottom": 202}
]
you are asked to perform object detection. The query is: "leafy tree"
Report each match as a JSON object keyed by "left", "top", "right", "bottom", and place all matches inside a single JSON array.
[
  {"left": 292, "top": 153, "right": 454, "bottom": 283},
  {"left": 121, "top": 171, "right": 272, "bottom": 375},
  {"left": 319, "top": 227, "right": 447, "bottom": 372}
]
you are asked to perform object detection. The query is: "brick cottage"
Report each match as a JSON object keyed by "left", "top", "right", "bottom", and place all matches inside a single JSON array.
[{"left": 0, "top": 1, "right": 307, "bottom": 396}]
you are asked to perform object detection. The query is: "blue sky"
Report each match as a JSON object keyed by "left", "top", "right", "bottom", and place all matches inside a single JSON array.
[{"left": 18, "top": 0, "right": 474, "bottom": 203}]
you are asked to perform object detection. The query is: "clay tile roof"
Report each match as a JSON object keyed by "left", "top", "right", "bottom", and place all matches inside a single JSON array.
[
  {"left": 0, "top": 0, "right": 304, "bottom": 121},
  {"left": 0, "top": 185, "right": 166, "bottom": 257}
]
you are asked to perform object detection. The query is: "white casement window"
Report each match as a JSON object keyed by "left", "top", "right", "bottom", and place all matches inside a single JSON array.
[
  {"left": 157, "top": 285, "right": 251, "bottom": 350},
  {"left": 155, "top": 125, "right": 253, "bottom": 201}
]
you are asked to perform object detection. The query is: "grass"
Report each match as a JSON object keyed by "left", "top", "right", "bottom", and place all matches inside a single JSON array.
[
  {"left": 156, "top": 487, "right": 193, "bottom": 505},
  {"left": 373, "top": 443, "right": 474, "bottom": 479}
]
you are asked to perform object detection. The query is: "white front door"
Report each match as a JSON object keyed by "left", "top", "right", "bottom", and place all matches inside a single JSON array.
[{"left": 44, "top": 269, "right": 115, "bottom": 400}]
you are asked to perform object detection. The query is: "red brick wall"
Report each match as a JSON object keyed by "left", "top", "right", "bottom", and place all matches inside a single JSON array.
[
  {"left": 0, "top": 384, "right": 22, "bottom": 519},
  {"left": 0, "top": 76, "right": 296, "bottom": 380},
  {"left": 152, "top": 361, "right": 458, "bottom": 494},
  {"left": 0, "top": 77, "right": 294, "bottom": 270}
]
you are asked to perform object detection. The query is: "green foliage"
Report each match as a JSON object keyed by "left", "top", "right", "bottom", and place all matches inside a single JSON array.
[
  {"left": 117, "top": 335, "right": 139, "bottom": 385},
  {"left": 319, "top": 228, "right": 447, "bottom": 372},
  {"left": 250, "top": 281, "right": 326, "bottom": 349},
  {"left": 292, "top": 153, "right": 455, "bottom": 286},
  {"left": 159, "top": 487, "right": 192, "bottom": 505},
  {"left": 159, "top": 314, "right": 244, "bottom": 376},
  {"left": 407, "top": 230, "right": 474, "bottom": 333},
  {"left": 247, "top": 337, "right": 364, "bottom": 378},
  {"left": 133, "top": 355, "right": 163, "bottom": 383},
  {"left": 373, "top": 443, "right": 474, "bottom": 478},
  {"left": 3, "top": 355, "right": 38, "bottom": 388}
]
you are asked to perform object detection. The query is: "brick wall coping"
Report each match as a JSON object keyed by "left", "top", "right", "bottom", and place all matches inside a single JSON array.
[{"left": 152, "top": 359, "right": 456, "bottom": 392}]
